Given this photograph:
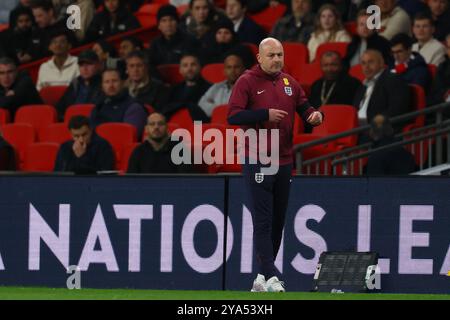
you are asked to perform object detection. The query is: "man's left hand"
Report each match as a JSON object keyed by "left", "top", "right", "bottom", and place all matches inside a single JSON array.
[{"left": 307, "top": 111, "right": 323, "bottom": 126}]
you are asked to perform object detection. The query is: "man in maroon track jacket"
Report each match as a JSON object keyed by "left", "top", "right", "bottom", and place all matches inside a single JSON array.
[{"left": 228, "top": 37, "right": 323, "bottom": 292}]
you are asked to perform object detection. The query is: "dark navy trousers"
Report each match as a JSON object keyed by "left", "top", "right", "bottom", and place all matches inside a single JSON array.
[{"left": 242, "top": 162, "right": 293, "bottom": 279}]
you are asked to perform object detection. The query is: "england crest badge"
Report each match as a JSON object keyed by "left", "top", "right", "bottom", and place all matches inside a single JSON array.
[
  {"left": 284, "top": 86, "right": 292, "bottom": 96},
  {"left": 255, "top": 173, "right": 264, "bottom": 183}
]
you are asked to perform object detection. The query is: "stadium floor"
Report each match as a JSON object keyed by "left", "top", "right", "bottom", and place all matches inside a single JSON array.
[{"left": 0, "top": 287, "right": 448, "bottom": 300}]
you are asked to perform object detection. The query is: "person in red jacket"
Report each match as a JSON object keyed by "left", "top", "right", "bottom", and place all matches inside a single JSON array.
[{"left": 228, "top": 37, "right": 323, "bottom": 292}]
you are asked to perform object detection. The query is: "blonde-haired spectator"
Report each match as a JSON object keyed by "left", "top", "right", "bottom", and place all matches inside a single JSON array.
[{"left": 307, "top": 4, "right": 351, "bottom": 62}]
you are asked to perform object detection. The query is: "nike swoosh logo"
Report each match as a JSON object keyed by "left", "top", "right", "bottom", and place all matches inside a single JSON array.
[{"left": 257, "top": 90, "right": 265, "bottom": 95}]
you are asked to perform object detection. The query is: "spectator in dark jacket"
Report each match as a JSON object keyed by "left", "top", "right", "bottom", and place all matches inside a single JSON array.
[
  {"left": 225, "top": 0, "right": 267, "bottom": 45},
  {"left": 85, "top": 0, "right": 140, "bottom": 43},
  {"left": 9, "top": 0, "right": 34, "bottom": 30},
  {"left": 427, "top": 34, "right": 450, "bottom": 118},
  {"left": 124, "top": 50, "right": 170, "bottom": 112},
  {"left": 54, "top": 115, "right": 115, "bottom": 174},
  {"left": 389, "top": 33, "right": 431, "bottom": 91},
  {"left": 366, "top": 114, "right": 416, "bottom": 175},
  {"left": 398, "top": 0, "right": 429, "bottom": 18},
  {"left": 149, "top": 4, "right": 200, "bottom": 66},
  {"left": 0, "top": 57, "right": 43, "bottom": 118},
  {"left": 118, "top": 36, "right": 143, "bottom": 60},
  {"left": 163, "top": 53, "right": 211, "bottom": 121},
  {"left": 310, "top": 51, "right": 362, "bottom": 108},
  {"left": 127, "top": 112, "right": 187, "bottom": 174},
  {"left": 29, "top": 0, "right": 77, "bottom": 60},
  {"left": 56, "top": 50, "right": 103, "bottom": 120},
  {"left": 0, "top": 128, "right": 16, "bottom": 171},
  {"left": 201, "top": 19, "right": 255, "bottom": 67},
  {"left": 353, "top": 50, "right": 411, "bottom": 130},
  {"left": 2, "top": 6, "right": 34, "bottom": 65},
  {"left": 271, "top": 0, "right": 315, "bottom": 44},
  {"left": 180, "top": 0, "right": 230, "bottom": 46},
  {"left": 427, "top": 0, "right": 450, "bottom": 41},
  {"left": 91, "top": 68, "right": 147, "bottom": 137},
  {"left": 92, "top": 40, "right": 127, "bottom": 78},
  {"left": 344, "top": 9, "right": 393, "bottom": 68}
]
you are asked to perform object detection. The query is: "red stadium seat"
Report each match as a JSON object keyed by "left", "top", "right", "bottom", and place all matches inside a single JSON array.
[
  {"left": 201, "top": 63, "right": 225, "bottom": 83},
  {"left": 0, "top": 24, "right": 9, "bottom": 32},
  {"left": 144, "top": 104, "right": 155, "bottom": 114},
  {"left": 176, "top": 4, "right": 189, "bottom": 16},
  {"left": 15, "top": 105, "right": 57, "bottom": 136},
  {"left": 313, "top": 105, "right": 358, "bottom": 148},
  {"left": 0, "top": 123, "right": 36, "bottom": 169},
  {"left": 135, "top": 12, "right": 158, "bottom": 28},
  {"left": 168, "top": 108, "right": 194, "bottom": 130},
  {"left": 121, "top": 142, "right": 140, "bottom": 172},
  {"left": 96, "top": 123, "right": 138, "bottom": 170},
  {"left": 314, "top": 42, "right": 350, "bottom": 63},
  {"left": 211, "top": 104, "right": 229, "bottom": 125},
  {"left": 64, "top": 104, "right": 95, "bottom": 123},
  {"left": 168, "top": 108, "right": 194, "bottom": 146},
  {"left": 137, "top": 3, "right": 162, "bottom": 14},
  {"left": 39, "top": 85, "right": 68, "bottom": 106},
  {"left": 344, "top": 21, "right": 357, "bottom": 36},
  {"left": 404, "top": 84, "right": 426, "bottom": 130},
  {"left": 167, "top": 122, "right": 180, "bottom": 133},
  {"left": 292, "top": 63, "right": 323, "bottom": 87},
  {"left": 157, "top": 64, "right": 184, "bottom": 85},
  {"left": 349, "top": 64, "right": 365, "bottom": 82},
  {"left": 0, "top": 109, "right": 10, "bottom": 125},
  {"left": 427, "top": 64, "right": 437, "bottom": 79},
  {"left": 283, "top": 42, "right": 309, "bottom": 74},
  {"left": 249, "top": 4, "right": 287, "bottom": 33},
  {"left": 39, "top": 123, "right": 72, "bottom": 144},
  {"left": 244, "top": 42, "right": 258, "bottom": 58},
  {"left": 135, "top": 3, "right": 161, "bottom": 28},
  {"left": 294, "top": 105, "right": 358, "bottom": 152},
  {"left": 22, "top": 142, "right": 60, "bottom": 172}
]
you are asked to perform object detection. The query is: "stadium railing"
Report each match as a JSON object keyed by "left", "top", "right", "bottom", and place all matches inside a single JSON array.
[{"left": 294, "top": 101, "right": 450, "bottom": 175}]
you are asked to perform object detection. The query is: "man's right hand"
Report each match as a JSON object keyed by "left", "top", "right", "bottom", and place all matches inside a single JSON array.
[
  {"left": 268, "top": 109, "right": 288, "bottom": 123},
  {"left": 73, "top": 140, "right": 87, "bottom": 158}
]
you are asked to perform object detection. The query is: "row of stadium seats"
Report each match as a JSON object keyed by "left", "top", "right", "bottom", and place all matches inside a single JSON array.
[{"left": 0, "top": 81, "right": 426, "bottom": 174}]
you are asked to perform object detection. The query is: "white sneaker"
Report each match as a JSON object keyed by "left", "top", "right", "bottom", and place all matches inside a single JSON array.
[
  {"left": 250, "top": 274, "right": 267, "bottom": 292},
  {"left": 266, "top": 276, "right": 285, "bottom": 292}
]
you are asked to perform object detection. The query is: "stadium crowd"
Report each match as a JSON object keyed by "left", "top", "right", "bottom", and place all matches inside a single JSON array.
[{"left": 0, "top": 0, "right": 449, "bottom": 175}]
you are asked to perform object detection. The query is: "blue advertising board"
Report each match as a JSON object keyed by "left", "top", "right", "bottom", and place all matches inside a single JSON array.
[{"left": 0, "top": 176, "right": 448, "bottom": 293}]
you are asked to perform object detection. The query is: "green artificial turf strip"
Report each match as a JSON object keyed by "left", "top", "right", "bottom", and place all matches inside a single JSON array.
[{"left": 0, "top": 287, "right": 448, "bottom": 300}]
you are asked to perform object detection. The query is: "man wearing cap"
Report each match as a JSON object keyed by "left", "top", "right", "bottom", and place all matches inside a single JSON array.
[
  {"left": 56, "top": 49, "right": 103, "bottom": 120},
  {"left": 148, "top": 4, "right": 200, "bottom": 66}
]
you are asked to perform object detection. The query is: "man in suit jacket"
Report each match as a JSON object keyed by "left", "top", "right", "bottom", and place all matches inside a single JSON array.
[
  {"left": 353, "top": 49, "right": 411, "bottom": 131},
  {"left": 226, "top": 0, "right": 267, "bottom": 45},
  {"left": 311, "top": 51, "right": 362, "bottom": 108}
]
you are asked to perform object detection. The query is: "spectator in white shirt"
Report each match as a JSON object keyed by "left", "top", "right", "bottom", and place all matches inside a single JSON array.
[
  {"left": 375, "top": 0, "right": 411, "bottom": 40},
  {"left": 412, "top": 12, "right": 447, "bottom": 66},
  {"left": 36, "top": 30, "right": 80, "bottom": 91},
  {"left": 198, "top": 54, "right": 245, "bottom": 118},
  {"left": 307, "top": 4, "right": 351, "bottom": 62}
]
